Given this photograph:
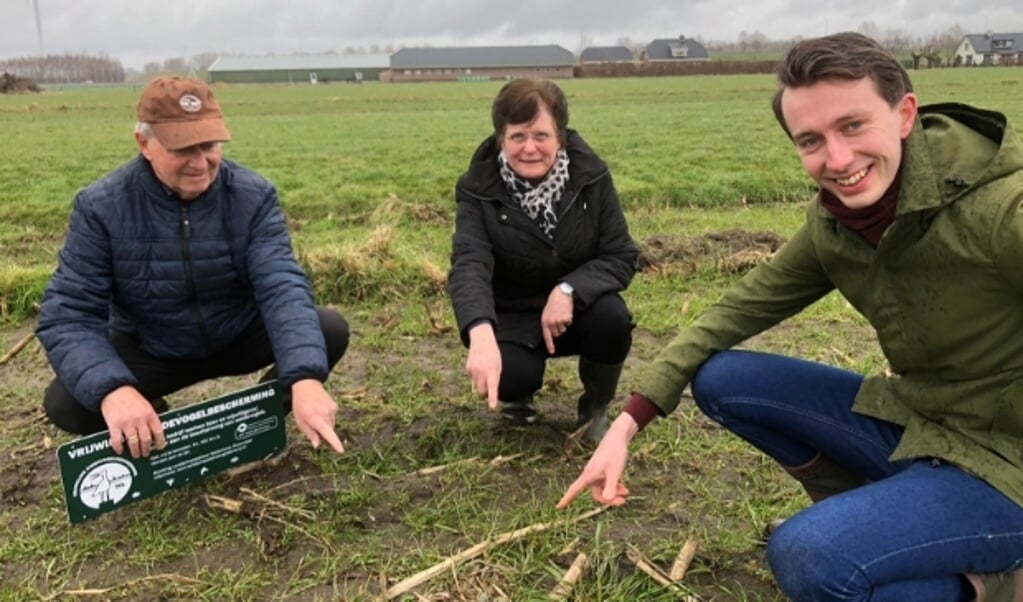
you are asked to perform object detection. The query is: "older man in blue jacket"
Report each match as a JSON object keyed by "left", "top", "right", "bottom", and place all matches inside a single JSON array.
[{"left": 36, "top": 76, "right": 349, "bottom": 459}]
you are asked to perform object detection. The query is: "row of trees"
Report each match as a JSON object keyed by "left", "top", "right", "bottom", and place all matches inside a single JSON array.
[
  {"left": 697, "top": 23, "right": 967, "bottom": 67},
  {"left": 162, "top": 22, "right": 970, "bottom": 77},
  {"left": 605, "top": 23, "right": 968, "bottom": 67},
  {"left": 0, "top": 23, "right": 988, "bottom": 85},
  {"left": 0, "top": 54, "right": 125, "bottom": 83},
  {"left": 137, "top": 46, "right": 404, "bottom": 77}
]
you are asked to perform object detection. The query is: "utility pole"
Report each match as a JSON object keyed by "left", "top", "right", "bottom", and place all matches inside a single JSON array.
[{"left": 32, "top": 0, "right": 45, "bottom": 54}]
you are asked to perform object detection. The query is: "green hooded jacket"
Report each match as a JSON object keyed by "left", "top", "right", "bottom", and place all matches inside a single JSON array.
[{"left": 637, "top": 103, "right": 1023, "bottom": 506}]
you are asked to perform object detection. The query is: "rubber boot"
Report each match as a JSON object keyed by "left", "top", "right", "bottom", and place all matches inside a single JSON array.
[
  {"left": 765, "top": 453, "right": 870, "bottom": 537},
  {"left": 965, "top": 571, "right": 1023, "bottom": 602},
  {"left": 576, "top": 358, "right": 624, "bottom": 446},
  {"left": 501, "top": 395, "right": 538, "bottom": 425}
]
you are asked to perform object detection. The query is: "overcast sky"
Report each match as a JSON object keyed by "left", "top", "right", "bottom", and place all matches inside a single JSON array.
[{"left": 2, "top": 0, "right": 1019, "bottom": 70}]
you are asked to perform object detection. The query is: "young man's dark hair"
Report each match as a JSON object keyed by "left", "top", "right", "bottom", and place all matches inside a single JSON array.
[{"left": 771, "top": 31, "right": 914, "bottom": 137}]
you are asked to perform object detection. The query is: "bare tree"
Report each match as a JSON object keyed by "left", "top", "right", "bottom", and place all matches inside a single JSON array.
[
  {"left": 161, "top": 57, "right": 187, "bottom": 74},
  {"left": 858, "top": 21, "right": 882, "bottom": 42},
  {"left": 748, "top": 30, "right": 768, "bottom": 55},
  {"left": 926, "top": 24, "right": 965, "bottom": 66},
  {"left": 0, "top": 53, "right": 124, "bottom": 83},
  {"left": 881, "top": 27, "right": 915, "bottom": 54},
  {"left": 190, "top": 52, "right": 220, "bottom": 71},
  {"left": 577, "top": 33, "right": 593, "bottom": 54}
]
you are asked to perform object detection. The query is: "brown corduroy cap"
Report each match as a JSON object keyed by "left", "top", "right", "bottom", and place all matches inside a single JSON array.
[{"left": 136, "top": 76, "right": 231, "bottom": 151}]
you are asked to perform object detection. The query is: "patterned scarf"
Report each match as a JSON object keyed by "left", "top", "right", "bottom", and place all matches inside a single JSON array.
[{"left": 497, "top": 149, "right": 570, "bottom": 239}]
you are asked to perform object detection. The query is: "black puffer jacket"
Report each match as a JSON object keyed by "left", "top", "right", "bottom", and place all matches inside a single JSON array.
[{"left": 448, "top": 130, "right": 638, "bottom": 349}]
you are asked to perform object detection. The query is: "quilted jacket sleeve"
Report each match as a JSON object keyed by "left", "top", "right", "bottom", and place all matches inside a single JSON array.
[
  {"left": 448, "top": 187, "right": 498, "bottom": 346},
  {"left": 36, "top": 191, "right": 140, "bottom": 411},
  {"left": 245, "top": 183, "right": 328, "bottom": 386}
]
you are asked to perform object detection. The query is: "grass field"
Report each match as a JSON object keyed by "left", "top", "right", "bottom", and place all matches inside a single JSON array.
[{"left": 0, "top": 68, "right": 1020, "bottom": 600}]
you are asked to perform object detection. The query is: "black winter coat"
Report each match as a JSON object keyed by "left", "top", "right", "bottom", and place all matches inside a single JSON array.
[{"left": 448, "top": 130, "right": 638, "bottom": 349}]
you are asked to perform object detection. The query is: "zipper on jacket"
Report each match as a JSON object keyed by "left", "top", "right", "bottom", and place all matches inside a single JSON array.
[{"left": 180, "top": 204, "right": 213, "bottom": 354}]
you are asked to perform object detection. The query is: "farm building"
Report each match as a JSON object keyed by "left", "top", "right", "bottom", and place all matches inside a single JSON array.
[
  {"left": 580, "top": 46, "right": 634, "bottom": 64},
  {"left": 644, "top": 36, "right": 710, "bottom": 61},
  {"left": 388, "top": 45, "right": 574, "bottom": 82},
  {"left": 955, "top": 32, "right": 1023, "bottom": 65},
  {"left": 207, "top": 54, "right": 390, "bottom": 84}
]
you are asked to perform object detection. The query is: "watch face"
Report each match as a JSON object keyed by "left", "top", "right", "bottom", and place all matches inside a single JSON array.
[{"left": 559, "top": 282, "right": 574, "bottom": 295}]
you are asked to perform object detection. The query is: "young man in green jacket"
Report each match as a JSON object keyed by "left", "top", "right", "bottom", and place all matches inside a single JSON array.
[{"left": 559, "top": 32, "right": 1023, "bottom": 601}]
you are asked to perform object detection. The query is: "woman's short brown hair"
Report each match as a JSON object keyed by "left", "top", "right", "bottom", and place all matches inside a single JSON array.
[{"left": 491, "top": 78, "right": 569, "bottom": 145}]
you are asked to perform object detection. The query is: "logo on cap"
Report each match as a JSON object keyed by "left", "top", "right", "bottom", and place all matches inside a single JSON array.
[{"left": 179, "top": 94, "right": 203, "bottom": 113}]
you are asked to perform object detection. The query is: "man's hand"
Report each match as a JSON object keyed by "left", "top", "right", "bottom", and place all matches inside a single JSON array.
[
  {"left": 291, "top": 379, "right": 344, "bottom": 453},
  {"left": 541, "top": 286, "right": 574, "bottom": 354},
  {"left": 100, "top": 385, "right": 167, "bottom": 459},
  {"left": 466, "top": 323, "right": 501, "bottom": 410},
  {"left": 556, "top": 413, "right": 639, "bottom": 509}
]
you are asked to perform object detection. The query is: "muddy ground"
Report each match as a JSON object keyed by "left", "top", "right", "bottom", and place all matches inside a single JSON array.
[{"left": 0, "top": 230, "right": 868, "bottom": 600}]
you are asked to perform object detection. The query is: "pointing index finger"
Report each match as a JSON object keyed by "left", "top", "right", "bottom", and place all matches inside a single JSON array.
[
  {"left": 486, "top": 377, "right": 499, "bottom": 410},
  {"left": 556, "top": 476, "right": 588, "bottom": 509}
]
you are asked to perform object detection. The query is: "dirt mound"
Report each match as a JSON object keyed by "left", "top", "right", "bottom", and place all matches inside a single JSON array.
[
  {"left": 0, "top": 72, "right": 41, "bottom": 94},
  {"left": 638, "top": 228, "right": 786, "bottom": 275}
]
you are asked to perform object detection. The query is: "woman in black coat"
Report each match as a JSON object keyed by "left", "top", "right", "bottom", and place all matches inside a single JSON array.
[{"left": 448, "top": 78, "right": 638, "bottom": 443}]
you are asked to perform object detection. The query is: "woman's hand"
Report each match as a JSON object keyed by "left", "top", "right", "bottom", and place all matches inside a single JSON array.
[
  {"left": 467, "top": 323, "right": 502, "bottom": 409},
  {"left": 541, "top": 286, "right": 574, "bottom": 354}
]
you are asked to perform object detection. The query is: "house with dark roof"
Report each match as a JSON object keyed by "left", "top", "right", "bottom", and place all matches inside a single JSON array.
[
  {"left": 208, "top": 54, "right": 390, "bottom": 84},
  {"left": 580, "top": 46, "right": 634, "bottom": 64},
  {"left": 388, "top": 45, "right": 575, "bottom": 82},
  {"left": 644, "top": 36, "right": 709, "bottom": 61},
  {"left": 955, "top": 32, "right": 1023, "bottom": 65}
]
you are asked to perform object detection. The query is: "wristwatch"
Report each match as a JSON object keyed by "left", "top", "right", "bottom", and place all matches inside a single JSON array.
[{"left": 558, "top": 281, "right": 574, "bottom": 297}]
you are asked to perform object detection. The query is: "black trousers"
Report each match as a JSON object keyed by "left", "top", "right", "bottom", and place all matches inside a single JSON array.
[
  {"left": 497, "top": 294, "right": 632, "bottom": 402},
  {"left": 43, "top": 306, "right": 349, "bottom": 435}
]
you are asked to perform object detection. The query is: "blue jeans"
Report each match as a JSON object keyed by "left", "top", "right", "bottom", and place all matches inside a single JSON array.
[{"left": 691, "top": 350, "right": 1023, "bottom": 601}]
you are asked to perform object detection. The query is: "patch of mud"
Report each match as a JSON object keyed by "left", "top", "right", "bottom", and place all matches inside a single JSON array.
[{"left": 638, "top": 229, "right": 787, "bottom": 275}]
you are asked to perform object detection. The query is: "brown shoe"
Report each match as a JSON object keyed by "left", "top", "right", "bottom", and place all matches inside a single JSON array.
[
  {"left": 762, "top": 454, "right": 870, "bottom": 541},
  {"left": 763, "top": 518, "right": 787, "bottom": 541},
  {"left": 782, "top": 453, "right": 870, "bottom": 503}
]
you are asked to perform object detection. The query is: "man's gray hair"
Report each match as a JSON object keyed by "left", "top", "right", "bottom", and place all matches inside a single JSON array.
[{"left": 135, "top": 121, "right": 153, "bottom": 139}]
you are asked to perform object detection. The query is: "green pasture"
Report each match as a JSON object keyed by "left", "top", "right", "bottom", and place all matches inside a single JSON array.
[
  {"left": 0, "top": 69, "right": 1019, "bottom": 600},
  {"left": 1, "top": 68, "right": 1021, "bottom": 324}
]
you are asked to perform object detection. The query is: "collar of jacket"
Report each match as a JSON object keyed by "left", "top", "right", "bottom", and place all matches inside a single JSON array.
[
  {"left": 132, "top": 153, "right": 228, "bottom": 204},
  {"left": 811, "top": 102, "right": 1022, "bottom": 222},
  {"left": 457, "top": 129, "right": 610, "bottom": 201}
]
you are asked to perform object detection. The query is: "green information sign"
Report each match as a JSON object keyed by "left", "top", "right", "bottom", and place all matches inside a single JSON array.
[{"left": 57, "top": 380, "right": 287, "bottom": 524}]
